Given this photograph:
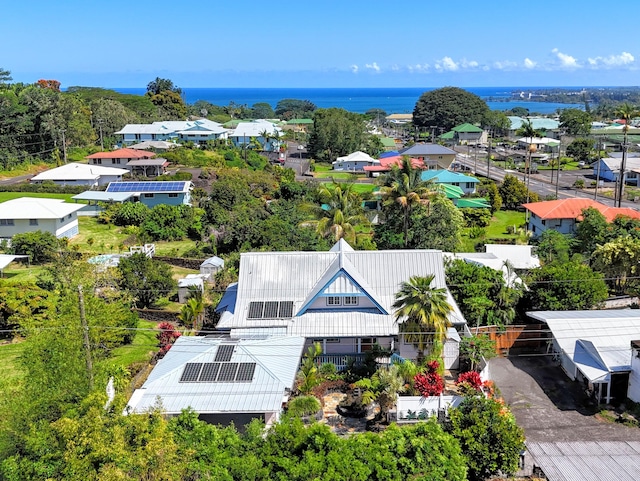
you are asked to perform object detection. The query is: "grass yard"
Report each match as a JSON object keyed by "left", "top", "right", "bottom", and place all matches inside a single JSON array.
[
  {"left": 0, "top": 341, "right": 26, "bottom": 384},
  {"left": 71, "top": 217, "right": 197, "bottom": 256},
  {"left": 320, "top": 181, "right": 378, "bottom": 196},
  {"left": 313, "top": 163, "right": 366, "bottom": 181},
  {"left": 106, "top": 320, "right": 159, "bottom": 371},
  {"left": 0, "top": 192, "right": 76, "bottom": 203},
  {"left": 0, "top": 264, "right": 45, "bottom": 283},
  {"left": 460, "top": 209, "right": 527, "bottom": 252}
]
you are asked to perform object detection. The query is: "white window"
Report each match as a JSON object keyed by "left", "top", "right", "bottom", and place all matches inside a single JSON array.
[
  {"left": 343, "top": 296, "right": 359, "bottom": 306},
  {"left": 326, "top": 296, "right": 341, "bottom": 306}
]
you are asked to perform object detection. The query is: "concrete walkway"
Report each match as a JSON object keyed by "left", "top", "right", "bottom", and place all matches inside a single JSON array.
[{"left": 491, "top": 356, "right": 640, "bottom": 442}]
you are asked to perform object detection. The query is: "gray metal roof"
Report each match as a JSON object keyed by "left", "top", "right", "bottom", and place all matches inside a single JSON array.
[
  {"left": 0, "top": 197, "right": 84, "bottom": 219},
  {"left": 125, "top": 158, "right": 168, "bottom": 167},
  {"left": 528, "top": 310, "right": 640, "bottom": 381},
  {"left": 72, "top": 191, "right": 133, "bottom": 202},
  {"left": 217, "top": 240, "right": 466, "bottom": 337},
  {"left": 399, "top": 143, "right": 456, "bottom": 156},
  {"left": 126, "top": 336, "right": 305, "bottom": 415},
  {"left": 527, "top": 441, "right": 640, "bottom": 481}
]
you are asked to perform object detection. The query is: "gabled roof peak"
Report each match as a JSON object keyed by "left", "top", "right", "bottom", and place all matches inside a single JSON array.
[{"left": 329, "top": 239, "right": 354, "bottom": 252}]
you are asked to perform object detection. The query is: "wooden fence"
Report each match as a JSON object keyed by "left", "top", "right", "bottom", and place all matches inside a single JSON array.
[{"left": 470, "top": 324, "right": 548, "bottom": 355}]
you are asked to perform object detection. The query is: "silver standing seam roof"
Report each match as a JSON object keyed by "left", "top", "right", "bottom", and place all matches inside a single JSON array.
[
  {"left": 217, "top": 240, "right": 466, "bottom": 338},
  {"left": 527, "top": 441, "right": 640, "bottom": 481},
  {"left": 126, "top": 336, "right": 305, "bottom": 415}
]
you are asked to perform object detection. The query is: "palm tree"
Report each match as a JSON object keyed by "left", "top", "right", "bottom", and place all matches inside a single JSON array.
[
  {"left": 355, "top": 364, "right": 405, "bottom": 422},
  {"left": 614, "top": 103, "right": 640, "bottom": 206},
  {"left": 393, "top": 275, "right": 453, "bottom": 358},
  {"left": 179, "top": 286, "right": 205, "bottom": 330},
  {"left": 515, "top": 119, "right": 544, "bottom": 204},
  {"left": 304, "top": 181, "right": 369, "bottom": 244},
  {"left": 379, "top": 156, "right": 435, "bottom": 247}
]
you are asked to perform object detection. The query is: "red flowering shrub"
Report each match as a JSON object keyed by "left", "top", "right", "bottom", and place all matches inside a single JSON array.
[
  {"left": 157, "top": 322, "right": 181, "bottom": 357},
  {"left": 456, "top": 371, "right": 483, "bottom": 392},
  {"left": 414, "top": 360, "right": 444, "bottom": 397}
]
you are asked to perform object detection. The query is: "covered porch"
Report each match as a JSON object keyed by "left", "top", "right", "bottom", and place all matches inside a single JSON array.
[{"left": 306, "top": 336, "right": 394, "bottom": 370}]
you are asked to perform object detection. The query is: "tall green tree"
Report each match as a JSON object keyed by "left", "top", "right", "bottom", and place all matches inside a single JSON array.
[
  {"left": 566, "top": 138, "right": 595, "bottom": 163},
  {"left": 413, "top": 87, "right": 489, "bottom": 132},
  {"left": 559, "top": 108, "right": 593, "bottom": 135},
  {"left": 117, "top": 253, "right": 176, "bottom": 308},
  {"left": 379, "top": 156, "right": 434, "bottom": 247},
  {"left": 307, "top": 108, "right": 372, "bottom": 161},
  {"left": 146, "top": 77, "right": 181, "bottom": 95},
  {"left": 498, "top": 174, "right": 539, "bottom": 210},
  {"left": 482, "top": 110, "right": 511, "bottom": 136},
  {"left": 591, "top": 236, "right": 640, "bottom": 295},
  {"left": 574, "top": 206, "right": 608, "bottom": 254},
  {"left": 393, "top": 275, "right": 453, "bottom": 355}
]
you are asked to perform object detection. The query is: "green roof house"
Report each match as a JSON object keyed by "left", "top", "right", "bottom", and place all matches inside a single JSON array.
[{"left": 450, "top": 123, "right": 486, "bottom": 145}]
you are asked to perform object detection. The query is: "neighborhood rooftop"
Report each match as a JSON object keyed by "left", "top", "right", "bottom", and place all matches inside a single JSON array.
[
  {"left": 0, "top": 197, "right": 84, "bottom": 219},
  {"left": 523, "top": 198, "right": 640, "bottom": 222}
]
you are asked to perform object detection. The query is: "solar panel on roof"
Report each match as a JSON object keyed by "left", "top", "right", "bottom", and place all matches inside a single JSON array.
[
  {"left": 263, "top": 301, "right": 279, "bottom": 318},
  {"left": 106, "top": 181, "right": 186, "bottom": 193},
  {"left": 248, "top": 302, "right": 264, "bottom": 319},
  {"left": 235, "top": 363, "right": 256, "bottom": 382},
  {"left": 198, "top": 362, "right": 221, "bottom": 382},
  {"left": 180, "top": 363, "right": 203, "bottom": 382},
  {"left": 217, "top": 362, "right": 239, "bottom": 382},
  {"left": 215, "top": 344, "right": 235, "bottom": 362},
  {"left": 279, "top": 301, "right": 294, "bottom": 318}
]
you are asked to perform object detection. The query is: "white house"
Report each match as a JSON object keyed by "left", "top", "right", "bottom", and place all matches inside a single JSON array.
[
  {"left": 229, "top": 120, "right": 283, "bottom": 152},
  {"left": 115, "top": 119, "right": 228, "bottom": 146},
  {"left": 30, "top": 163, "right": 128, "bottom": 188},
  {"left": 126, "top": 335, "right": 305, "bottom": 428},
  {"left": 332, "top": 151, "right": 378, "bottom": 171},
  {"left": 215, "top": 239, "right": 466, "bottom": 369},
  {"left": 0, "top": 197, "right": 84, "bottom": 240}
]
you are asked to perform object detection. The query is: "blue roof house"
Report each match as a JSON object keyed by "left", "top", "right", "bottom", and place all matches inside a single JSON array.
[{"left": 421, "top": 169, "right": 480, "bottom": 195}]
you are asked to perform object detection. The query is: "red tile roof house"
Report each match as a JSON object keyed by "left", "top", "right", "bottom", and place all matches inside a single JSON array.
[
  {"left": 86, "top": 148, "right": 169, "bottom": 177},
  {"left": 363, "top": 155, "right": 426, "bottom": 177},
  {"left": 523, "top": 198, "right": 640, "bottom": 236}
]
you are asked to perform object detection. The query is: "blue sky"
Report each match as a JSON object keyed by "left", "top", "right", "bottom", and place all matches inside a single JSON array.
[{"left": 2, "top": 0, "right": 639, "bottom": 88}]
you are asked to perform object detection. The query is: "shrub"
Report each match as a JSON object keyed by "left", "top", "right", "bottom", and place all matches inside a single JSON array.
[
  {"left": 287, "top": 395, "right": 321, "bottom": 418},
  {"left": 156, "top": 322, "right": 181, "bottom": 357},
  {"left": 414, "top": 360, "right": 444, "bottom": 397},
  {"left": 468, "top": 226, "right": 486, "bottom": 239},
  {"left": 456, "top": 371, "right": 483, "bottom": 394}
]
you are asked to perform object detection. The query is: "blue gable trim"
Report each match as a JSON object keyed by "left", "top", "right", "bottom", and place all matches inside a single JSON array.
[{"left": 296, "top": 268, "right": 388, "bottom": 316}]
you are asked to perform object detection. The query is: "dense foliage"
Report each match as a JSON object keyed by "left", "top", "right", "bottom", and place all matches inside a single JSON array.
[
  {"left": 498, "top": 174, "right": 539, "bottom": 210},
  {"left": 413, "top": 87, "right": 489, "bottom": 132},
  {"left": 10, "top": 230, "right": 63, "bottom": 263},
  {"left": 117, "top": 253, "right": 177, "bottom": 308}
]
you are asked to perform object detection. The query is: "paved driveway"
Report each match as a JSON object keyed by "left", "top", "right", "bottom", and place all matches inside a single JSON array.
[{"left": 491, "top": 356, "right": 640, "bottom": 442}]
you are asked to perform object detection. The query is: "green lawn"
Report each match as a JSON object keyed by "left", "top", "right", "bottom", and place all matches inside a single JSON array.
[
  {"left": 460, "top": 209, "right": 527, "bottom": 251},
  {"left": 313, "top": 163, "right": 366, "bottom": 181},
  {"left": 0, "top": 192, "right": 76, "bottom": 203},
  {"left": 0, "top": 341, "right": 26, "bottom": 384},
  {"left": 320, "top": 181, "right": 378, "bottom": 196},
  {"left": 106, "top": 320, "right": 159, "bottom": 371},
  {"left": 0, "top": 264, "right": 45, "bottom": 283},
  {"left": 71, "top": 217, "right": 197, "bottom": 256}
]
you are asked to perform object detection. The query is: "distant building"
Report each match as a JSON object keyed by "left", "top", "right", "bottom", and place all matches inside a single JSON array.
[
  {"left": 114, "top": 119, "right": 228, "bottom": 146},
  {"left": 398, "top": 144, "right": 457, "bottom": 169},
  {"left": 592, "top": 155, "right": 640, "bottom": 184},
  {"left": 228, "top": 120, "right": 283, "bottom": 152},
  {"left": 421, "top": 169, "right": 480, "bottom": 195},
  {"left": 103, "top": 181, "right": 192, "bottom": 207},
  {"left": 332, "top": 151, "right": 378, "bottom": 171},
  {"left": 523, "top": 198, "right": 640, "bottom": 235},
  {"left": 0, "top": 197, "right": 84, "bottom": 241},
  {"left": 30, "top": 163, "right": 128, "bottom": 188}
]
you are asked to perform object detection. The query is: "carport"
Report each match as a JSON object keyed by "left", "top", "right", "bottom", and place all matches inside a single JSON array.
[{"left": 528, "top": 310, "right": 640, "bottom": 404}]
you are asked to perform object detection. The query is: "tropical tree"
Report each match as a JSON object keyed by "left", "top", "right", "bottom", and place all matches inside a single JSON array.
[
  {"left": 591, "top": 236, "right": 640, "bottom": 295},
  {"left": 413, "top": 87, "right": 489, "bottom": 132},
  {"left": 393, "top": 275, "right": 452, "bottom": 357},
  {"left": 559, "top": 108, "right": 592, "bottom": 135},
  {"left": 355, "top": 364, "right": 405, "bottom": 422},
  {"left": 614, "top": 103, "right": 640, "bottom": 206},
  {"left": 379, "top": 156, "right": 434, "bottom": 247},
  {"left": 304, "top": 181, "right": 369, "bottom": 245}
]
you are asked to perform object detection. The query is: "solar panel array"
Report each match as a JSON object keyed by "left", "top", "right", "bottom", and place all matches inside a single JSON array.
[
  {"left": 215, "top": 344, "right": 235, "bottom": 362},
  {"left": 248, "top": 301, "right": 295, "bottom": 319},
  {"left": 179, "top": 362, "right": 256, "bottom": 383},
  {"left": 106, "top": 181, "right": 187, "bottom": 193}
]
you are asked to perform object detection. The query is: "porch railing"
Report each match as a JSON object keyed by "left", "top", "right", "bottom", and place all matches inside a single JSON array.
[{"left": 314, "top": 353, "right": 367, "bottom": 371}]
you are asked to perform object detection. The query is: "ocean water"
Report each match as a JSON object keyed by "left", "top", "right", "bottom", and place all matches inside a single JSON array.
[{"left": 113, "top": 87, "right": 580, "bottom": 114}]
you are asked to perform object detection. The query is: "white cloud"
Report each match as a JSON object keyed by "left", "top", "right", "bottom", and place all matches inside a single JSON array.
[
  {"left": 407, "top": 63, "right": 429, "bottom": 73},
  {"left": 365, "top": 62, "right": 381, "bottom": 73},
  {"left": 350, "top": 64, "right": 359, "bottom": 73},
  {"left": 552, "top": 48, "right": 579, "bottom": 68},
  {"left": 587, "top": 51, "right": 634, "bottom": 67},
  {"left": 435, "top": 56, "right": 459, "bottom": 71},
  {"left": 460, "top": 59, "right": 479, "bottom": 68},
  {"left": 493, "top": 60, "right": 517, "bottom": 70},
  {"left": 524, "top": 58, "right": 537, "bottom": 69}
]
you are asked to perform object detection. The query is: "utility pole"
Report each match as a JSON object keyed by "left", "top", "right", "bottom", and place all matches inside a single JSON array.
[
  {"left": 555, "top": 141, "right": 561, "bottom": 199},
  {"left": 617, "top": 135, "right": 629, "bottom": 208},
  {"left": 61, "top": 129, "right": 67, "bottom": 164},
  {"left": 486, "top": 131, "right": 492, "bottom": 179},
  {"left": 594, "top": 138, "right": 603, "bottom": 201},
  {"left": 77, "top": 285, "right": 94, "bottom": 389}
]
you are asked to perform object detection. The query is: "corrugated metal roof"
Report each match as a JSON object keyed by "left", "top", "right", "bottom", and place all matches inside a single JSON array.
[
  {"left": 400, "top": 144, "right": 456, "bottom": 156},
  {"left": 72, "top": 191, "right": 134, "bottom": 202},
  {"left": 0, "top": 197, "right": 84, "bottom": 219},
  {"left": 218, "top": 241, "right": 466, "bottom": 337},
  {"left": 127, "top": 336, "right": 304, "bottom": 415},
  {"left": 527, "top": 441, "right": 640, "bottom": 481},
  {"left": 31, "top": 162, "right": 128, "bottom": 181}
]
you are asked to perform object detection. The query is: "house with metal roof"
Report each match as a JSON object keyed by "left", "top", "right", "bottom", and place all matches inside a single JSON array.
[
  {"left": 126, "top": 335, "right": 305, "bottom": 428},
  {"left": 399, "top": 144, "right": 457, "bottom": 169},
  {"left": 200, "top": 256, "right": 224, "bottom": 278},
  {"left": 115, "top": 119, "right": 228, "bottom": 146},
  {"left": 523, "top": 198, "right": 640, "bottom": 235},
  {"left": 0, "top": 197, "right": 84, "bottom": 241},
  {"left": 30, "top": 162, "right": 128, "bottom": 187},
  {"left": 103, "top": 181, "right": 192, "bottom": 207},
  {"left": 507, "top": 116, "right": 560, "bottom": 140},
  {"left": 215, "top": 239, "right": 466, "bottom": 368},
  {"left": 421, "top": 169, "right": 480, "bottom": 195},
  {"left": 591, "top": 154, "right": 640, "bottom": 184},
  {"left": 86, "top": 148, "right": 169, "bottom": 177},
  {"left": 449, "top": 123, "right": 487, "bottom": 145},
  {"left": 332, "top": 151, "right": 378, "bottom": 171},
  {"left": 229, "top": 120, "right": 283, "bottom": 152},
  {"left": 527, "top": 310, "right": 640, "bottom": 404}
]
